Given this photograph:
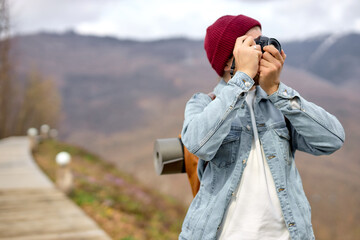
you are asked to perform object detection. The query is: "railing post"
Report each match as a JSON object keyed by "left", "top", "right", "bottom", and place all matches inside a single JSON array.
[
  {"left": 27, "top": 128, "right": 38, "bottom": 151},
  {"left": 40, "top": 124, "right": 50, "bottom": 140},
  {"left": 55, "top": 152, "right": 73, "bottom": 194},
  {"left": 49, "top": 129, "right": 58, "bottom": 139}
]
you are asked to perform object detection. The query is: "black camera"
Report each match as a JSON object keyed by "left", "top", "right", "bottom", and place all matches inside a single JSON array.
[
  {"left": 254, "top": 36, "right": 282, "bottom": 53},
  {"left": 230, "top": 36, "right": 282, "bottom": 77}
]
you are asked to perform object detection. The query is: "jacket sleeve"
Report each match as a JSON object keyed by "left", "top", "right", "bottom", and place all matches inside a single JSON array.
[
  {"left": 181, "top": 72, "right": 254, "bottom": 161},
  {"left": 268, "top": 82, "right": 345, "bottom": 155}
]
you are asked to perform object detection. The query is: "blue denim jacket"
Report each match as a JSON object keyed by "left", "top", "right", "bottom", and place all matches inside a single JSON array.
[{"left": 179, "top": 72, "right": 345, "bottom": 240}]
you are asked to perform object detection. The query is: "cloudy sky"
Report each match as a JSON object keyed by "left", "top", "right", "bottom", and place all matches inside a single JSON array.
[{"left": 9, "top": 0, "right": 360, "bottom": 42}]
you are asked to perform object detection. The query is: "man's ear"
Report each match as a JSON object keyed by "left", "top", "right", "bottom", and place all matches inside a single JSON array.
[{"left": 224, "top": 57, "right": 233, "bottom": 72}]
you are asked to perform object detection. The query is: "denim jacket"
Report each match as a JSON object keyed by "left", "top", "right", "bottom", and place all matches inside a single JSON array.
[{"left": 179, "top": 71, "right": 345, "bottom": 240}]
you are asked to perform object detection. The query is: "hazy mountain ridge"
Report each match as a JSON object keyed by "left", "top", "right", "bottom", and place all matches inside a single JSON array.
[
  {"left": 11, "top": 32, "right": 360, "bottom": 135},
  {"left": 9, "top": 32, "right": 360, "bottom": 240},
  {"left": 283, "top": 33, "right": 360, "bottom": 84}
]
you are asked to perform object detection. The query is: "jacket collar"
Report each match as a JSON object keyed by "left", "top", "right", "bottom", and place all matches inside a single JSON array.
[{"left": 255, "top": 85, "right": 269, "bottom": 102}]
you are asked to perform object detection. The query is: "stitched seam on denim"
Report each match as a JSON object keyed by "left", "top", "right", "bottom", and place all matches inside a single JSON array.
[
  {"left": 228, "top": 80, "right": 251, "bottom": 91},
  {"left": 199, "top": 197, "right": 215, "bottom": 239},
  {"left": 288, "top": 185, "right": 310, "bottom": 238},
  {"left": 274, "top": 97, "right": 344, "bottom": 143},
  {"left": 274, "top": 99, "right": 289, "bottom": 109},
  {"left": 192, "top": 186, "right": 214, "bottom": 239},
  {"left": 188, "top": 189, "right": 209, "bottom": 236},
  {"left": 300, "top": 109, "right": 344, "bottom": 143}
]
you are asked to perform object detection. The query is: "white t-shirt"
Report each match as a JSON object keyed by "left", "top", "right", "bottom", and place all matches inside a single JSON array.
[{"left": 218, "top": 89, "right": 290, "bottom": 240}]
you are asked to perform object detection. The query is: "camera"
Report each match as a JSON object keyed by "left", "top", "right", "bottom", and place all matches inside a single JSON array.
[
  {"left": 230, "top": 36, "right": 282, "bottom": 77},
  {"left": 254, "top": 36, "right": 282, "bottom": 53}
]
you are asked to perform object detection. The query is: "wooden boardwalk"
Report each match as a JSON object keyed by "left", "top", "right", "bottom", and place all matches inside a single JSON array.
[{"left": 0, "top": 137, "right": 111, "bottom": 240}]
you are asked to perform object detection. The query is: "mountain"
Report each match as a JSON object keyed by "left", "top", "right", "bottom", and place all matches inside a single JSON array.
[
  {"left": 283, "top": 33, "right": 360, "bottom": 85},
  {"left": 9, "top": 32, "right": 360, "bottom": 240},
  {"left": 11, "top": 32, "right": 213, "bottom": 134}
]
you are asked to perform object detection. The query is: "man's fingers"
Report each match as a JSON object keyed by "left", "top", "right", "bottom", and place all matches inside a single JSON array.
[
  {"left": 254, "top": 44, "right": 262, "bottom": 52},
  {"left": 262, "top": 51, "right": 277, "bottom": 63},
  {"left": 263, "top": 45, "right": 283, "bottom": 62},
  {"left": 260, "top": 58, "right": 273, "bottom": 68},
  {"left": 281, "top": 49, "right": 286, "bottom": 60},
  {"left": 235, "top": 36, "right": 256, "bottom": 47},
  {"left": 263, "top": 47, "right": 284, "bottom": 66},
  {"left": 207, "top": 92, "right": 216, "bottom": 100},
  {"left": 260, "top": 53, "right": 282, "bottom": 72},
  {"left": 256, "top": 50, "right": 262, "bottom": 61},
  {"left": 243, "top": 36, "right": 256, "bottom": 46},
  {"left": 235, "top": 36, "right": 248, "bottom": 45}
]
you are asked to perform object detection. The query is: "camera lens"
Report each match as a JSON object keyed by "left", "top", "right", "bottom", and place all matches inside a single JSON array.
[
  {"left": 269, "top": 38, "right": 282, "bottom": 53},
  {"left": 255, "top": 36, "right": 282, "bottom": 53}
]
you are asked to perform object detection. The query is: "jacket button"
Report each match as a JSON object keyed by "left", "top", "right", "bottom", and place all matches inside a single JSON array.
[
  {"left": 288, "top": 222, "right": 295, "bottom": 227},
  {"left": 246, "top": 125, "right": 251, "bottom": 130},
  {"left": 268, "top": 155, "right": 276, "bottom": 160},
  {"left": 278, "top": 188, "right": 285, "bottom": 192},
  {"left": 242, "top": 159, "right": 246, "bottom": 164},
  {"left": 245, "top": 81, "right": 251, "bottom": 88}
]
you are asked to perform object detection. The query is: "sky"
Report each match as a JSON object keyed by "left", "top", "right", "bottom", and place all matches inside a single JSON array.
[{"left": 8, "top": 0, "right": 360, "bottom": 42}]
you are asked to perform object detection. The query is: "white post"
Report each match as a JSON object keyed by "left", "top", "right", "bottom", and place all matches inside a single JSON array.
[
  {"left": 49, "top": 129, "right": 58, "bottom": 139},
  {"left": 40, "top": 124, "right": 50, "bottom": 140},
  {"left": 55, "top": 152, "right": 73, "bottom": 194},
  {"left": 27, "top": 128, "right": 38, "bottom": 150}
]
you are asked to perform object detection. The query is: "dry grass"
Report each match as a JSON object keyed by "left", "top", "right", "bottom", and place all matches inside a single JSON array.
[{"left": 33, "top": 139, "right": 187, "bottom": 240}]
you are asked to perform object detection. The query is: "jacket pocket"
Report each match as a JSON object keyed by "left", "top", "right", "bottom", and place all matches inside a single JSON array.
[
  {"left": 210, "top": 130, "right": 240, "bottom": 168},
  {"left": 274, "top": 127, "right": 290, "bottom": 140}
]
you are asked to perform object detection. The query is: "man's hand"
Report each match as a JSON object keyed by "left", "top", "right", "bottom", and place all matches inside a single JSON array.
[
  {"left": 233, "top": 36, "right": 262, "bottom": 79},
  {"left": 259, "top": 45, "right": 286, "bottom": 95},
  {"left": 207, "top": 92, "right": 216, "bottom": 100}
]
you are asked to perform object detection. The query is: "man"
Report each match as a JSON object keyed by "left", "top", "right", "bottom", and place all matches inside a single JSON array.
[{"left": 179, "top": 15, "right": 345, "bottom": 240}]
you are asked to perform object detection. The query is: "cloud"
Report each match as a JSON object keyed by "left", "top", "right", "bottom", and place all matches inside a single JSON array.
[
  {"left": 9, "top": 0, "right": 360, "bottom": 41},
  {"left": 271, "top": 0, "right": 360, "bottom": 39},
  {"left": 77, "top": 0, "right": 234, "bottom": 39},
  {"left": 10, "top": 0, "right": 111, "bottom": 32}
]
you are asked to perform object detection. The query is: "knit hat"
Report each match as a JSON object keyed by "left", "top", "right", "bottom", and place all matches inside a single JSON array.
[{"left": 204, "top": 15, "right": 261, "bottom": 76}]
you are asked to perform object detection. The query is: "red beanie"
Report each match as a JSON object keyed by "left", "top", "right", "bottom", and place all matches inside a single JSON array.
[{"left": 204, "top": 15, "right": 261, "bottom": 76}]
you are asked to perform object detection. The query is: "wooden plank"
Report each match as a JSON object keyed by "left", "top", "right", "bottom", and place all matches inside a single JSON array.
[
  {"left": 0, "top": 216, "right": 98, "bottom": 238},
  {"left": 0, "top": 229, "right": 110, "bottom": 240},
  {"left": 0, "top": 137, "right": 111, "bottom": 240},
  {"left": 0, "top": 208, "right": 88, "bottom": 222}
]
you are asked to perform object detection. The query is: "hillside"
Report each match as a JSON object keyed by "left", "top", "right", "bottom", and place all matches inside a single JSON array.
[
  {"left": 9, "top": 32, "right": 360, "bottom": 239},
  {"left": 33, "top": 139, "right": 187, "bottom": 240}
]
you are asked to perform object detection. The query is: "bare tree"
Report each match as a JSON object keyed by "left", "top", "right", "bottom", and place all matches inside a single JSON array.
[
  {"left": 14, "top": 70, "right": 61, "bottom": 134},
  {"left": 0, "top": 0, "right": 12, "bottom": 138},
  {"left": 0, "top": 0, "right": 62, "bottom": 138}
]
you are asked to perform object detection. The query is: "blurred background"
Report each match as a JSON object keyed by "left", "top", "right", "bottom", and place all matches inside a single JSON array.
[{"left": 1, "top": 0, "right": 359, "bottom": 239}]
